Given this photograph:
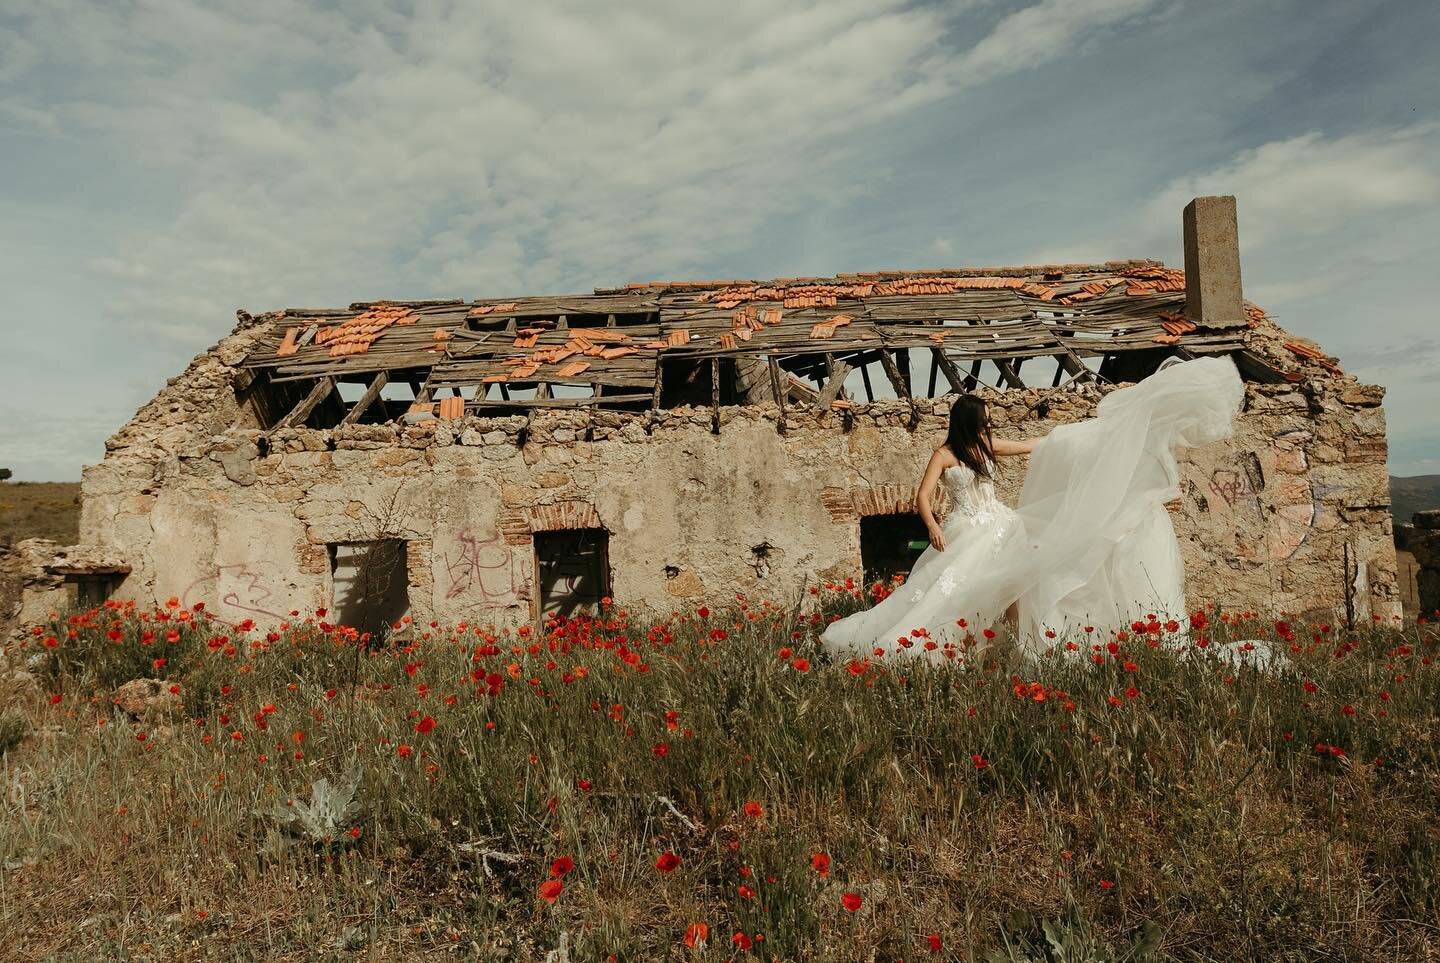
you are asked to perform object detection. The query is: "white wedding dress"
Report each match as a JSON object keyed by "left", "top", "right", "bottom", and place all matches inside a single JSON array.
[
  {"left": 819, "top": 458, "right": 1019, "bottom": 661},
  {"left": 819, "top": 355, "right": 1245, "bottom": 664}
]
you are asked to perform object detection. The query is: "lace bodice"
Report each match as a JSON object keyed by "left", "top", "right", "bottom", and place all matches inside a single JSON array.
[{"left": 941, "top": 462, "right": 1008, "bottom": 526}]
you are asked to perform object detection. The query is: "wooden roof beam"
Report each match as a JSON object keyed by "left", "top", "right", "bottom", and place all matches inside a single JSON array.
[
  {"left": 767, "top": 356, "right": 787, "bottom": 434},
  {"left": 814, "top": 355, "right": 852, "bottom": 410},
  {"left": 930, "top": 348, "right": 967, "bottom": 394},
  {"left": 341, "top": 370, "right": 390, "bottom": 425},
  {"left": 993, "top": 358, "right": 1026, "bottom": 389},
  {"left": 274, "top": 376, "right": 336, "bottom": 430},
  {"left": 878, "top": 348, "right": 919, "bottom": 425}
]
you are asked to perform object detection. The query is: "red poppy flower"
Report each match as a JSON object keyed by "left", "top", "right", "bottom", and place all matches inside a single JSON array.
[
  {"left": 652, "top": 742, "right": 669, "bottom": 758},
  {"left": 743, "top": 801, "right": 764, "bottom": 819},
  {"left": 841, "top": 892, "right": 863, "bottom": 912},
  {"left": 927, "top": 933, "right": 943, "bottom": 953},
  {"left": 812, "top": 852, "right": 831, "bottom": 878},
  {"left": 656, "top": 852, "right": 681, "bottom": 873},
  {"left": 792, "top": 658, "right": 811, "bottom": 672},
  {"left": 731, "top": 932, "right": 752, "bottom": 950},
  {"left": 737, "top": 884, "right": 756, "bottom": 900},
  {"left": 550, "top": 856, "right": 575, "bottom": 877},
  {"left": 684, "top": 922, "right": 708, "bottom": 948},
  {"left": 538, "top": 879, "right": 564, "bottom": 904},
  {"left": 971, "top": 754, "right": 989, "bottom": 769},
  {"left": 414, "top": 716, "right": 436, "bottom": 734}
]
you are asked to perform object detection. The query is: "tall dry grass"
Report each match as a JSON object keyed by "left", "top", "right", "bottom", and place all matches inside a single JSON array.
[{"left": 1, "top": 587, "right": 1437, "bottom": 961}]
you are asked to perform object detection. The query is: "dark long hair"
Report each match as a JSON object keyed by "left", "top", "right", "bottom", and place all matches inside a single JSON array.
[{"left": 944, "top": 395, "right": 995, "bottom": 479}]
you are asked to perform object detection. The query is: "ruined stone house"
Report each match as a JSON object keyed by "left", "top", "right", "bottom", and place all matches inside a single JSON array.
[{"left": 8, "top": 196, "right": 1401, "bottom": 635}]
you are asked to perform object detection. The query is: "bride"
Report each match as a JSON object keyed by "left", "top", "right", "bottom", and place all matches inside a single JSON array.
[{"left": 819, "top": 354, "right": 1245, "bottom": 664}]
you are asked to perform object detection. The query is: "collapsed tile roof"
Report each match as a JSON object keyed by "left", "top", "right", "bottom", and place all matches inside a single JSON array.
[{"left": 238, "top": 261, "right": 1336, "bottom": 410}]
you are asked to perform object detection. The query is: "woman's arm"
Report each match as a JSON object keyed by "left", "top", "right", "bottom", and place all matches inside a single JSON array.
[
  {"left": 916, "top": 449, "right": 950, "bottom": 551},
  {"left": 992, "top": 436, "right": 1038, "bottom": 457}
]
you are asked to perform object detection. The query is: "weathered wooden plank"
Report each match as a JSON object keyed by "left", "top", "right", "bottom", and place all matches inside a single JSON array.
[
  {"left": 877, "top": 348, "right": 910, "bottom": 400},
  {"left": 711, "top": 357, "right": 722, "bottom": 431},
  {"left": 859, "top": 362, "right": 875, "bottom": 402},
  {"left": 815, "top": 356, "right": 852, "bottom": 409},
  {"left": 767, "top": 356, "right": 787, "bottom": 434},
  {"left": 341, "top": 370, "right": 390, "bottom": 425},
  {"left": 470, "top": 392, "right": 651, "bottom": 409},
  {"left": 930, "top": 348, "right": 966, "bottom": 394},
  {"left": 274, "top": 376, "right": 335, "bottom": 430},
  {"left": 993, "top": 358, "right": 1026, "bottom": 389}
]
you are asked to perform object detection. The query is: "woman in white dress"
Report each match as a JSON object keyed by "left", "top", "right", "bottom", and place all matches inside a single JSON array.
[
  {"left": 819, "top": 354, "right": 1245, "bottom": 665},
  {"left": 819, "top": 394, "right": 1038, "bottom": 663}
]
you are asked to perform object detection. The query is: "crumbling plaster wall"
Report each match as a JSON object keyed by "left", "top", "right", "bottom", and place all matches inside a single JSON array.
[{"left": 70, "top": 317, "right": 1400, "bottom": 630}]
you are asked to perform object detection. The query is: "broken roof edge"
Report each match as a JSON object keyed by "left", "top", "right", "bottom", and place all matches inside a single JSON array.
[
  {"left": 234, "top": 260, "right": 1169, "bottom": 325},
  {"left": 596, "top": 260, "right": 1165, "bottom": 294}
]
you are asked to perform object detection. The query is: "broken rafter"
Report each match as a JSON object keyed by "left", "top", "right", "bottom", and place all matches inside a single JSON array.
[
  {"left": 930, "top": 348, "right": 967, "bottom": 395},
  {"left": 341, "top": 370, "right": 390, "bottom": 425},
  {"left": 814, "top": 355, "right": 852, "bottom": 410},
  {"left": 877, "top": 348, "right": 918, "bottom": 424},
  {"left": 711, "top": 357, "right": 721, "bottom": 432},
  {"left": 767, "top": 356, "right": 787, "bottom": 434},
  {"left": 993, "top": 357, "right": 1026, "bottom": 389},
  {"left": 275, "top": 376, "right": 336, "bottom": 430}
]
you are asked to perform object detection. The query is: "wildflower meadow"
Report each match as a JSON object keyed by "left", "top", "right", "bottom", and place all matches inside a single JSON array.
[{"left": 1, "top": 584, "right": 1437, "bottom": 961}]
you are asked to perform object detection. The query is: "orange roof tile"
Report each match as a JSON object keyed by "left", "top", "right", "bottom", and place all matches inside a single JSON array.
[{"left": 275, "top": 327, "right": 299, "bottom": 357}]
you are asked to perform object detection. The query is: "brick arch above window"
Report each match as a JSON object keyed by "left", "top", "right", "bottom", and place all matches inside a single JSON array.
[
  {"left": 498, "top": 500, "right": 605, "bottom": 545},
  {"left": 820, "top": 484, "right": 949, "bottom": 523}
]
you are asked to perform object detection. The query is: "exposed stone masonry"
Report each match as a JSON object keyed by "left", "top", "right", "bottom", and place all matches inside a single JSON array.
[{"left": 56, "top": 310, "right": 1400, "bottom": 632}]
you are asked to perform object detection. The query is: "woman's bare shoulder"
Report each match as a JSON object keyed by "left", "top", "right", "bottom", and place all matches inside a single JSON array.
[{"left": 931, "top": 443, "right": 959, "bottom": 466}]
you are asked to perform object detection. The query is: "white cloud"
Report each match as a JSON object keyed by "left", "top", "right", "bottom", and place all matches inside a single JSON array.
[
  {"left": 1023, "top": 123, "right": 1440, "bottom": 476},
  {"left": 1137, "top": 125, "right": 1440, "bottom": 251},
  {"left": 13, "top": 0, "right": 1440, "bottom": 481}
]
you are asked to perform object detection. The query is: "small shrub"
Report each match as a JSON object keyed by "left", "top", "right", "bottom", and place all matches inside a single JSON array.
[{"left": 0, "top": 709, "right": 28, "bottom": 755}]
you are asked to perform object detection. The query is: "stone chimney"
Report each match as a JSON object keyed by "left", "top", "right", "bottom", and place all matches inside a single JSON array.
[{"left": 1182, "top": 195, "right": 1244, "bottom": 327}]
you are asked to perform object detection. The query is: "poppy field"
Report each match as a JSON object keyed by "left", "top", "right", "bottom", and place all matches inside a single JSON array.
[{"left": 1, "top": 585, "right": 1438, "bottom": 961}]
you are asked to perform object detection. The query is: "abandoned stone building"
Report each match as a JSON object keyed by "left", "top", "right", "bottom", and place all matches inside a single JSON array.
[{"left": 7, "top": 196, "right": 1402, "bottom": 635}]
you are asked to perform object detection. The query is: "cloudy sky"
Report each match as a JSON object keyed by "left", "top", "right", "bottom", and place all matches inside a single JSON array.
[{"left": 2, "top": 0, "right": 1437, "bottom": 480}]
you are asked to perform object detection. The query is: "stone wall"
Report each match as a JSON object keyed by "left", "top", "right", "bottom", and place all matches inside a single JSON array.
[
  {"left": 1397, "top": 512, "right": 1440, "bottom": 618},
  {"left": 68, "top": 323, "right": 1400, "bottom": 629}
]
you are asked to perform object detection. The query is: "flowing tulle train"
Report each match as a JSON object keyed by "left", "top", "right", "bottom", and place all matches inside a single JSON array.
[{"left": 818, "top": 355, "right": 1245, "bottom": 665}]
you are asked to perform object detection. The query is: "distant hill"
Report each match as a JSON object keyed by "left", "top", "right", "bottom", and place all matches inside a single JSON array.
[
  {"left": 0, "top": 481, "right": 81, "bottom": 545},
  {"left": 1391, "top": 475, "right": 1440, "bottom": 527}
]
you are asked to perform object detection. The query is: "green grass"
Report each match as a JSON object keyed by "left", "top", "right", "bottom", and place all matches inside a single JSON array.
[{"left": 1, "top": 591, "right": 1437, "bottom": 961}]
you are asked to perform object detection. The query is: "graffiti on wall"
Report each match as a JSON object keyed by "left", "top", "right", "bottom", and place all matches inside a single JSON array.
[
  {"left": 441, "top": 529, "right": 529, "bottom": 604},
  {"left": 181, "top": 564, "right": 289, "bottom": 620},
  {"left": 1191, "top": 429, "right": 1328, "bottom": 563}
]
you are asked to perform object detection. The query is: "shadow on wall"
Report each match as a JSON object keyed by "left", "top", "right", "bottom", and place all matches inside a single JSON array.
[{"left": 1395, "top": 513, "right": 1440, "bottom": 619}]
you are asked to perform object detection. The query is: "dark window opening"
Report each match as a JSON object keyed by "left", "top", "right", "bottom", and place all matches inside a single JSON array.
[
  {"left": 859, "top": 513, "right": 930, "bottom": 589},
  {"left": 534, "top": 529, "right": 610, "bottom": 619},
  {"left": 329, "top": 540, "right": 409, "bottom": 637},
  {"left": 65, "top": 575, "right": 120, "bottom": 610}
]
